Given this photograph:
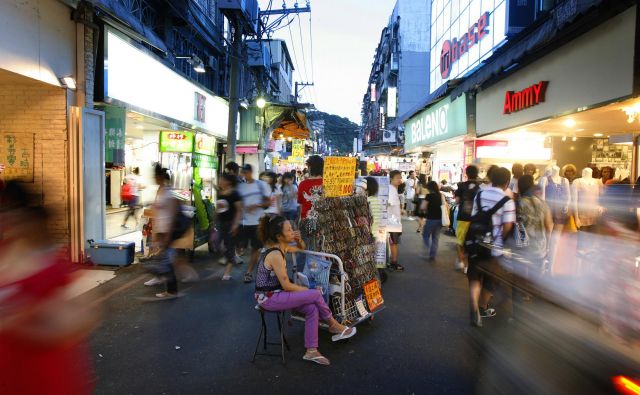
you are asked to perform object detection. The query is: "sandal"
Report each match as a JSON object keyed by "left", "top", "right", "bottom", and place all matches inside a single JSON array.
[
  {"left": 303, "top": 351, "right": 330, "bottom": 365},
  {"left": 222, "top": 275, "right": 232, "bottom": 281},
  {"left": 331, "top": 326, "right": 357, "bottom": 342},
  {"left": 243, "top": 273, "right": 253, "bottom": 283},
  {"left": 155, "top": 292, "right": 179, "bottom": 300}
]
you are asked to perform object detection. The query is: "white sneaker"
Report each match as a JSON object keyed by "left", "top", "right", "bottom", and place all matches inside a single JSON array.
[
  {"left": 407, "top": 216, "right": 415, "bottom": 221},
  {"left": 463, "top": 266, "right": 468, "bottom": 275},
  {"left": 454, "top": 260, "right": 465, "bottom": 270},
  {"left": 234, "top": 255, "right": 244, "bottom": 265},
  {"left": 144, "top": 277, "right": 164, "bottom": 286}
]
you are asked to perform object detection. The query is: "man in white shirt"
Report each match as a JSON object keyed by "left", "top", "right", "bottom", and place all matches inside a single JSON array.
[
  {"left": 387, "top": 170, "right": 404, "bottom": 271},
  {"left": 405, "top": 171, "right": 416, "bottom": 220},
  {"left": 238, "top": 164, "right": 270, "bottom": 283},
  {"left": 468, "top": 167, "right": 515, "bottom": 327}
]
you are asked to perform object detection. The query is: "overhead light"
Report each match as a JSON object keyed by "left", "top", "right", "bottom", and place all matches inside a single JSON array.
[
  {"left": 59, "top": 76, "right": 76, "bottom": 90},
  {"left": 572, "top": 136, "right": 577, "bottom": 142},
  {"left": 576, "top": 128, "right": 585, "bottom": 132},
  {"left": 561, "top": 136, "right": 567, "bottom": 142},
  {"left": 256, "top": 98, "right": 267, "bottom": 109},
  {"left": 622, "top": 103, "right": 640, "bottom": 123},
  {"left": 136, "top": 125, "right": 144, "bottom": 130},
  {"left": 593, "top": 133, "right": 603, "bottom": 137},
  {"left": 193, "top": 61, "right": 206, "bottom": 73},
  {"left": 563, "top": 119, "right": 576, "bottom": 128}
]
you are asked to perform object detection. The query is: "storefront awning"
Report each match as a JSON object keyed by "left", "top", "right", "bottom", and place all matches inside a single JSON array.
[{"left": 269, "top": 109, "right": 310, "bottom": 140}]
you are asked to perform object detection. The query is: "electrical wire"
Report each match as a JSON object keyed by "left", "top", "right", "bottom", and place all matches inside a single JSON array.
[{"left": 297, "top": 15, "right": 309, "bottom": 83}]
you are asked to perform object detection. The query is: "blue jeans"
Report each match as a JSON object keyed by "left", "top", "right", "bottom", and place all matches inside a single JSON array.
[{"left": 422, "top": 219, "right": 442, "bottom": 259}]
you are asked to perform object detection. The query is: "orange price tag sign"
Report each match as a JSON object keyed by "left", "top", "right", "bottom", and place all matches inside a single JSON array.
[{"left": 363, "top": 279, "right": 384, "bottom": 312}]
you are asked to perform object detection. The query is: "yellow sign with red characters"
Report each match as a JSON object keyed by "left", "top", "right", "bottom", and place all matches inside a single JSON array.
[{"left": 323, "top": 157, "right": 357, "bottom": 197}]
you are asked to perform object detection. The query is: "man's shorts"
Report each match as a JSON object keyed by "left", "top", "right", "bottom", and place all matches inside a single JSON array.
[
  {"left": 241, "top": 225, "right": 263, "bottom": 250},
  {"left": 456, "top": 220, "right": 470, "bottom": 247},
  {"left": 389, "top": 232, "right": 402, "bottom": 245}
]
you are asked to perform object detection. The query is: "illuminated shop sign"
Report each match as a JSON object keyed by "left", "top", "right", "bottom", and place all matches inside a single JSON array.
[
  {"left": 430, "top": 0, "right": 508, "bottom": 94},
  {"left": 440, "top": 12, "right": 490, "bottom": 79},
  {"left": 503, "top": 81, "right": 548, "bottom": 114},
  {"left": 159, "top": 131, "right": 194, "bottom": 153},
  {"left": 404, "top": 95, "right": 468, "bottom": 151}
]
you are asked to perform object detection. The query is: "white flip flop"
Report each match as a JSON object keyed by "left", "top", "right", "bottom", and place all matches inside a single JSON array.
[
  {"left": 303, "top": 352, "right": 330, "bottom": 365},
  {"left": 331, "top": 327, "right": 357, "bottom": 342}
]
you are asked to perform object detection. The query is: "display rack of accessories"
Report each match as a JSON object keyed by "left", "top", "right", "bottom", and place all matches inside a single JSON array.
[{"left": 300, "top": 194, "right": 385, "bottom": 325}]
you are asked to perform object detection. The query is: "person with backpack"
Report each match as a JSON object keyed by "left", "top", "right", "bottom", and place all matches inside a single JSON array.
[
  {"left": 454, "top": 165, "right": 480, "bottom": 273},
  {"left": 466, "top": 167, "right": 516, "bottom": 327}
]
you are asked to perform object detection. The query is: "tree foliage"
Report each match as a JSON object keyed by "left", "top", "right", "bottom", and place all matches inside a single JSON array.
[{"left": 307, "top": 110, "right": 359, "bottom": 154}]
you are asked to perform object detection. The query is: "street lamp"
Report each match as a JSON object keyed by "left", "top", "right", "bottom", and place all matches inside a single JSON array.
[{"left": 256, "top": 97, "right": 266, "bottom": 109}]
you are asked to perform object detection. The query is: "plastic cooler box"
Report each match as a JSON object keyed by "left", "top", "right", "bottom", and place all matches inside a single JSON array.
[{"left": 87, "top": 240, "right": 135, "bottom": 266}]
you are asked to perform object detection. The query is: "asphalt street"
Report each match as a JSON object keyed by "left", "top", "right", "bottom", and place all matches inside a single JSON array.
[{"left": 88, "top": 222, "right": 483, "bottom": 394}]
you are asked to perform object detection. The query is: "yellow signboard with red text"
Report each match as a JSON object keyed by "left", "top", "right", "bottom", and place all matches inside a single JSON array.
[{"left": 323, "top": 157, "right": 357, "bottom": 197}]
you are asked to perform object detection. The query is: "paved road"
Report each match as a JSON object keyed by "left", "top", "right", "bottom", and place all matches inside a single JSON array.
[{"left": 89, "top": 222, "right": 481, "bottom": 394}]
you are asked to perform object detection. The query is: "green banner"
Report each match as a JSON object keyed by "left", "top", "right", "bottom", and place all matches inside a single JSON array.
[
  {"left": 404, "top": 95, "right": 468, "bottom": 151},
  {"left": 159, "top": 131, "right": 194, "bottom": 153},
  {"left": 103, "top": 106, "right": 126, "bottom": 165},
  {"left": 193, "top": 153, "right": 218, "bottom": 169}
]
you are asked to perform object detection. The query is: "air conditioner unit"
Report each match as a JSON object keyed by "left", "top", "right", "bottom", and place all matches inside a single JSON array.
[
  {"left": 208, "top": 56, "right": 218, "bottom": 69},
  {"left": 383, "top": 130, "right": 396, "bottom": 143}
]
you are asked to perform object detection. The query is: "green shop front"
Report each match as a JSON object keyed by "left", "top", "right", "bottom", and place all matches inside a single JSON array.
[
  {"left": 159, "top": 130, "right": 218, "bottom": 249},
  {"left": 403, "top": 94, "right": 474, "bottom": 183}
]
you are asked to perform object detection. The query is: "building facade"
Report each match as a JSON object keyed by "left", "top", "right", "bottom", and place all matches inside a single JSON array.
[{"left": 361, "top": 0, "right": 431, "bottom": 155}]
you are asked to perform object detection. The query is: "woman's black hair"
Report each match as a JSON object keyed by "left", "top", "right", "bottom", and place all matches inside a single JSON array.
[
  {"left": 282, "top": 172, "right": 294, "bottom": 181},
  {"left": 365, "top": 176, "right": 379, "bottom": 197},
  {"left": 257, "top": 214, "right": 288, "bottom": 244},
  {"left": 221, "top": 172, "right": 238, "bottom": 187},
  {"left": 426, "top": 180, "right": 440, "bottom": 194},
  {"left": 518, "top": 175, "right": 535, "bottom": 196},
  {"left": 266, "top": 171, "right": 278, "bottom": 191},
  {"left": 397, "top": 182, "right": 406, "bottom": 195},
  {"left": 153, "top": 163, "right": 170, "bottom": 181}
]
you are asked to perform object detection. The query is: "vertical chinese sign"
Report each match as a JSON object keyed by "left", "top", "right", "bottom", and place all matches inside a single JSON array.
[
  {"left": 0, "top": 133, "right": 34, "bottom": 182},
  {"left": 290, "top": 139, "right": 305, "bottom": 163},
  {"left": 104, "top": 106, "right": 126, "bottom": 166},
  {"left": 323, "top": 157, "right": 357, "bottom": 197}
]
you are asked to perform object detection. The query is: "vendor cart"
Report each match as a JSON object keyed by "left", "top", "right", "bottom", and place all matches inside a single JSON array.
[{"left": 291, "top": 250, "right": 385, "bottom": 326}]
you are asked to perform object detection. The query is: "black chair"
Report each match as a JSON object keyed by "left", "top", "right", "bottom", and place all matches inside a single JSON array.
[{"left": 251, "top": 305, "right": 290, "bottom": 364}]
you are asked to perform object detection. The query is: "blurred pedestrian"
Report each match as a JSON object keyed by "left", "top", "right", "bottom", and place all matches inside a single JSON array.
[
  {"left": 216, "top": 173, "right": 243, "bottom": 280},
  {"left": 414, "top": 174, "right": 429, "bottom": 232},
  {"left": 281, "top": 172, "right": 299, "bottom": 223},
  {"left": 421, "top": 181, "right": 443, "bottom": 261},
  {"left": 509, "top": 163, "right": 524, "bottom": 196},
  {"left": 514, "top": 175, "right": 553, "bottom": 268},
  {"left": 0, "top": 181, "right": 99, "bottom": 394},
  {"left": 454, "top": 165, "right": 480, "bottom": 272},
  {"left": 262, "top": 171, "right": 282, "bottom": 216},
  {"left": 238, "top": 164, "right": 270, "bottom": 283},
  {"left": 405, "top": 170, "right": 416, "bottom": 220},
  {"left": 387, "top": 170, "right": 404, "bottom": 271},
  {"left": 121, "top": 167, "right": 144, "bottom": 229}
]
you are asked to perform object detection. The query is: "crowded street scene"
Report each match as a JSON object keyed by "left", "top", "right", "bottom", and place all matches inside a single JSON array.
[{"left": 1, "top": 0, "right": 640, "bottom": 394}]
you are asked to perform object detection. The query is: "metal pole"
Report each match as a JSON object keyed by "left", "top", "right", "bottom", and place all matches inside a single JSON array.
[{"left": 226, "top": 21, "right": 243, "bottom": 163}]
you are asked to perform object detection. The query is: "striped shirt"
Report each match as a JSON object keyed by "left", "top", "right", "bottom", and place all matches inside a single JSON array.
[{"left": 472, "top": 186, "right": 516, "bottom": 256}]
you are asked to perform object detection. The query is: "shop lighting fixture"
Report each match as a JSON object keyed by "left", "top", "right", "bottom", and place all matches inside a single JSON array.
[
  {"left": 193, "top": 62, "right": 206, "bottom": 73},
  {"left": 572, "top": 136, "right": 577, "bottom": 142},
  {"left": 135, "top": 125, "right": 144, "bottom": 130},
  {"left": 593, "top": 133, "right": 603, "bottom": 137},
  {"left": 176, "top": 54, "right": 205, "bottom": 73},
  {"left": 287, "top": 137, "right": 293, "bottom": 142},
  {"left": 563, "top": 119, "right": 576, "bottom": 128},
  {"left": 562, "top": 136, "right": 567, "bottom": 142},
  {"left": 59, "top": 76, "right": 76, "bottom": 90},
  {"left": 256, "top": 97, "right": 267, "bottom": 109},
  {"left": 240, "top": 99, "right": 249, "bottom": 109},
  {"left": 622, "top": 103, "right": 640, "bottom": 123}
]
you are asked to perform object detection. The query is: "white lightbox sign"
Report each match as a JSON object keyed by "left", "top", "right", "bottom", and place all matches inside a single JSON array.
[
  {"left": 387, "top": 87, "right": 397, "bottom": 118},
  {"left": 105, "top": 30, "right": 229, "bottom": 138},
  {"left": 430, "top": 0, "right": 508, "bottom": 93}
]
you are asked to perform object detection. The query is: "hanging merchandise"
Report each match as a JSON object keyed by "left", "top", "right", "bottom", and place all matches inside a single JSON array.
[{"left": 303, "top": 194, "right": 385, "bottom": 325}]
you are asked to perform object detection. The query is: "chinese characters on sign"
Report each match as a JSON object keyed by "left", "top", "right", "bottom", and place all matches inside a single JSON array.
[
  {"left": 290, "top": 139, "right": 305, "bottom": 163},
  {"left": 103, "top": 106, "right": 126, "bottom": 166},
  {"left": 159, "top": 131, "right": 194, "bottom": 153},
  {"left": 194, "top": 92, "right": 206, "bottom": 123},
  {"left": 0, "top": 133, "right": 34, "bottom": 182},
  {"left": 323, "top": 157, "right": 357, "bottom": 198}
]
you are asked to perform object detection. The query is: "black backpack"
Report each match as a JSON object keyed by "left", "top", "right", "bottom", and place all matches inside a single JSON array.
[
  {"left": 459, "top": 181, "right": 480, "bottom": 219},
  {"left": 464, "top": 192, "right": 511, "bottom": 260}
]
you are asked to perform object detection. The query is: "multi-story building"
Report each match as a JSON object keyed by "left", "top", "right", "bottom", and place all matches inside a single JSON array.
[
  {"left": 246, "top": 39, "right": 295, "bottom": 104},
  {"left": 361, "top": 0, "right": 431, "bottom": 155}
]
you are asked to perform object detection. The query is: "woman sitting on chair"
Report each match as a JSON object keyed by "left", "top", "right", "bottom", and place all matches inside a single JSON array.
[{"left": 255, "top": 215, "right": 356, "bottom": 365}]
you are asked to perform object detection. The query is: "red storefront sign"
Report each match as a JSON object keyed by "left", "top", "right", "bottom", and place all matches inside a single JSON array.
[
  {"left": 440, "top": 12, "right": 490, "bottom": 79},
  {"left": 503, "top": 81, "right": 549, "bottom": 114}
]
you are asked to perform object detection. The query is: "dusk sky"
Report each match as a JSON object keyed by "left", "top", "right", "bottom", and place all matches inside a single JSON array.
[{"left": 259, "top": 0, "right": 397, "bottom": 124}]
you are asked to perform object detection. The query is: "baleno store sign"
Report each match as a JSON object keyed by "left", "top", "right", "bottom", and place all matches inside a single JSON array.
[{"left": 404, "top": 95, "right": 468, "bottom": 151}]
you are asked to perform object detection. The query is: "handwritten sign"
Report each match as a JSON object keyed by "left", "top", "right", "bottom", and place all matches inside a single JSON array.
[
  {"left": 363, "top": 279, "right": 384, "bottom": 311},
  {"left": 291, "top": 139, "right": 305, "bottom": 163},
  {"left": 323, "top": 157, "right": 357, "bottom": 197},
  {"left": 0, "top": 133, "right": 34, "bottom": 182}
]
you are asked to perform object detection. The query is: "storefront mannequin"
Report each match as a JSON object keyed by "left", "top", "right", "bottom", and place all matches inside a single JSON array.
[
  {"left": 572, "top": 167, "right": 601, "bottom": 229},
  {"left": 539, "top": 165, "right": 570, "bottom": 273}
]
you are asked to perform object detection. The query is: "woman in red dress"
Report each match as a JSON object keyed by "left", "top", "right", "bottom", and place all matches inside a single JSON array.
[{"left": 0, "top": 181, "right": 100, "bottom": 395}]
